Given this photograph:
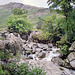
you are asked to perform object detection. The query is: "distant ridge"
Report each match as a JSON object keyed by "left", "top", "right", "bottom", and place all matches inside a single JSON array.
[{"left": 0, "top": 2, "right": 47, "bottom": 10}]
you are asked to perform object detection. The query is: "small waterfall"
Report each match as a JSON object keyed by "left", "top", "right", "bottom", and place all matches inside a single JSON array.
[{"left": 43, "top": 47, "right": 60, "bottom": 61}]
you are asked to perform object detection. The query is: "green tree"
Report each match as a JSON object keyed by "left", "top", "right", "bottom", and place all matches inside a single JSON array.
[
  {"left": 42, "top": 15, "right": 56, "bottom": 33},
  {"left": 7, "top": 8, "right": 32, "bottom": 34},
  {"left": 47, "top": 0, "right": 75, "bottom": 39}
]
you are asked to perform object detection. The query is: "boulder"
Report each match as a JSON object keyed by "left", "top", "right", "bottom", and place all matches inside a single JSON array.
[
  {"left": 48, "top": 43, "right": 53, "bottom": 48},
  {"left": 28, "top": 31, "right": 42, "bottom": 42},
  {"left": 21, "top": 34, "right": 28, "bottom": 40},
  {"left": 25, "top": 48, "right": 32, "bottom": 54},
  {"left": 69, "top": 41, "right": 75, "bottom": 51},
  {"left": 51, "top": 57, "right": 65, "bottom": 66},
  {"left": 70, "top": 60, "right": 75, "bottom": 69},
  {"left": 32, "top": 47, "right": 37, "bottom": 54},
  {"left": 52, "top": 57, "right": 72, "bottom": 68},
  {"left": 37, "top": 52, "right": 46, "bottom": 59},
  {"left": 13, "top": 32, "right": 20, "bottom": 37},
  {"left": 67, "top": 52, "right": 75, "bottom": 62},
  {"left": 37, "top": 43, "right": 48, "bottom": 49},
  {"left": 0, "top": 40, "right": 5, "bottom": 49},
  {"left": 36, "top": 48, "right": 42, "bottom": 52},
  {"left": 27, "top": 54, "right": 34, "bottom": 59},
  {"left": 4, "top": 33, "right": 24, "bottom": 55},
  {"left": 67, "top": 52, "right": 75, "bottom": 69},
  {"left": 26, "top": 60, "right": 71, "bottom": 75}
]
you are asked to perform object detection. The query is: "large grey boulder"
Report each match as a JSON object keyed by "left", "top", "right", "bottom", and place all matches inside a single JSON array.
[
  {"left": 28, "top": 31, "right": 42, "bottom": 42},
  {"left": 70, "top": 60, "right": 75, "bottom": 69},
  {"left": 37, "top": 52, "right": 46, "bottom": 59},
  {"left": 52, "top": 57, "right": 72, "bottom": 69},
  {"left": 67, "top": 52, "right": 75, "bottom": 69},
  {"left": 69, "top": 41, "right": 75, "bottom": 51},
  {"left": 24, "top": 60, "right": 72, "bottom": 75},
  {"left": 4, "top": 33, "right": 24, "bottom": 55},
  {"left": 67, "top": 52, "right": 75, "bottom": 62},
  {"left": 36, "top": 48, "right": 42, "bottom": 52},
  {"left": 37, "top": 43, "right": 48, "bottom": 49},
  {"left": 51, "top": 57, "right": 65, "bottom": 66},
  {"left": 48, "top": 43, "right": 53, "bottom": 48}
]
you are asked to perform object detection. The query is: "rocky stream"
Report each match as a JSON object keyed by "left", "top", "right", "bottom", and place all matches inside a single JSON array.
[{"left": 0, "top": 31, "right": 75, "bottom": 75}]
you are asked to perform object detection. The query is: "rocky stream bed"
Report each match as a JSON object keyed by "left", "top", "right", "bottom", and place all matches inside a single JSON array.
[{"left": 0, "top": 31, "right": 75, "bottom": 75}]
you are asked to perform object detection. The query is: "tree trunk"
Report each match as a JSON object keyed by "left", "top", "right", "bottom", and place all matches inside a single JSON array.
[{"left": 65, "top": 13, "right": 68, "bottom": 40}]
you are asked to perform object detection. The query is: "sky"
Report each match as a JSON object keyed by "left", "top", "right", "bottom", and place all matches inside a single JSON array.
[{"left": 0, "top": 0, "right": 49, "bottom": 8}]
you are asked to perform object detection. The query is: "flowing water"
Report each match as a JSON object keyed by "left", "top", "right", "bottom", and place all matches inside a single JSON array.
[{"left": 43, "top": 47, "right": 60, "bottom": 61}]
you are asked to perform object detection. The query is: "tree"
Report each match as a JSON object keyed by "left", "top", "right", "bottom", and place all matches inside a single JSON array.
[
  {"left": 47, "top": 0, "right": 75, "bottom": 39},
  {"left": 7, "top": 8, "right": 32, "bottom": 34},
  {"left": 42, "top": 15, "right": 56, "bottom": 33}
]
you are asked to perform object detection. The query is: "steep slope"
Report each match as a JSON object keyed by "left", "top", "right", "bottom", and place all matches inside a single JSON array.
[{"left": 0, "top": 2, "right": 50, "bottom": 31}]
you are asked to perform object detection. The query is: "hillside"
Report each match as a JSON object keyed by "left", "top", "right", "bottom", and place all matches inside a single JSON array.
[{"left": 0, "top": 2, "right": 50, "bottom": 32}]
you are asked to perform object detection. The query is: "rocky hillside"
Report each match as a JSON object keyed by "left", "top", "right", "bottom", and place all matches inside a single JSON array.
[{"left": 0, "top": 2, "right": 50, "bottom": 31}]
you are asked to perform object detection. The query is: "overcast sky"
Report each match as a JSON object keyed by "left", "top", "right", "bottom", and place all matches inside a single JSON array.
[{"left": 0, "top": 0, "right": 49, "bottom": 8}]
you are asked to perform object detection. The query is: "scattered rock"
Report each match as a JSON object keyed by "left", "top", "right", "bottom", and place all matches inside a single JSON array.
[
  {"left": 51, "top": 57, "right": 65, "bottom": 66},
  {"left": 70, "top": 60, "right": 75, "bottom": 69},
  {"left": 3, "top": 33, "right": 24, "bottom": 55},
  {"left": 25, "top": 60, "right": 71, "bottom": 75},
  {"left": 36, "top": 48, "right": 42, "bottom": 52},
  {"left": 25, "top": 48, "right": 32, "bottom": 54},
  {"left": 0, "top": 40, "right": 5, "bottom": 49},
  {"left": 28, "top": 31, "right": 42, "bottom": 42},
  {"left": 37, "top": 43, "right": 48, "bottom": 49},
  {"left": 48, "top": 43, "right": 53, "bottom": 48},
  {"left": 37, "top": 52, "right": 46, "bottom": 59},
  {"left": 67, "top": 52, "right": 75, "bottom": 62},
  {"left": 67, "top": 52, "right": 75, "bottom": 69},
  {"left": 69, "top": 41, "right": 75, "bottom": 51},
  {"left": 47, "top": 48, "right": 52, "bottom": 51},
  {"left": 27, "top": 55, "right": 33, "bottom": 59}
]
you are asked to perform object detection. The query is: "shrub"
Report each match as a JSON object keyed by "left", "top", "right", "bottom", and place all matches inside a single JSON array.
[
  {"left": 27, "top": 67, "right": 46, "bottom": 75},
  {"left": 57, "top": 40, "right": 71, "bottom": 59},
  {"left": 0, "top": 65, "right": 10, "bottom": 75},
  {"left": 7, "top": 8, "right": 32, "bottom": 35},
  {"left": 3, "top": 63, "right": 46, "bottom": 75},
  {"left": 7, "top": 15, "right": 32, "bottom": 34},
  {"left": 0, "top": 49, "right": 10, "bottom": 61}
]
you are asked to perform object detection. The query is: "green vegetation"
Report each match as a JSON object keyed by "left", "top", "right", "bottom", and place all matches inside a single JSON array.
[
  {"left": 0, "top": 63, "right": 46, "bottom": 75},
  {"left": 0, "top": 1, "right": 75, "bottom": 74},
  {"left": 34, "top": 1, "right": 75, "bottom": 57},
  {"left": 0, "top": 66, "right": 10, "bottom": 75},
  {"left": 0, "top": 10, "right": 11, "bottom": 30},
  {"left": 0, "top": 49, "right": 10, "bottom": 62},
  {"left": 7, "top": 8, "right": 32, "bottom": 34},
  {"left": 48, "top": 0, "right": 75, "bottom": 39},
  {"left": 46, "top": 0, "right": 75, "bottom": 57}
]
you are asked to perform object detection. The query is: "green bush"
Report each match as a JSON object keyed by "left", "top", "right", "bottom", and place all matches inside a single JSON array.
[
  {"left": 41, "top": 15, "right": 56, "bottom": 33},
  {"left": 27, "top": 67, "right": 46, "bottom": 75},
  {"left": 3, "top": 63, "right": 46, "bottom": 75},
  {"left": 0, "top": 49, "right": 10, "bottom": 61},
  {"left": 0, "top": 65, "right": 10, "bottom": 75},
  {"left": 57, "top": 40, "right": 71, "bottom": 59},
  {"left": 7, "top": 8, "right": 32, "bottom": 34},
  {"left": 7, "top": 15, "right": 32, "bottom": 34}
]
